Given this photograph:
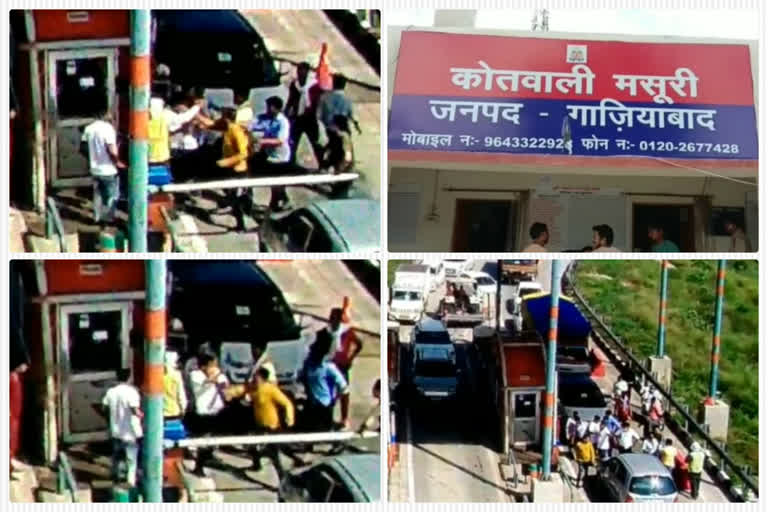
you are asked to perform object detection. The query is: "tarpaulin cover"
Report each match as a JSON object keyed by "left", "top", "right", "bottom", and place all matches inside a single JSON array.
[{"left": 522, "top": 292, "right": 591, "bottom": 339}]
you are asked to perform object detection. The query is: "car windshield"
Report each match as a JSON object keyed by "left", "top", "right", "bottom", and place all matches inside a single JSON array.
[
  {"left": 393, "top": 291, "right": 421, "bottom": 301},
  {"left": 558, "top": 346, "right": 590, "bottom": 361},
  {"left": 558, "top": 380, "right": 606, "bottom": 406},
  {"left": 415, "top": 359, "right": 455, "bottom": 378},
  {"left": 475, "top": 277, "right": 495, "bottom": 286},
  {"left": 414, "top": 331, "right": 452, "bottom": 344},
  {"left": 629, "top": 475, "right": 677, "bottom": 496}
]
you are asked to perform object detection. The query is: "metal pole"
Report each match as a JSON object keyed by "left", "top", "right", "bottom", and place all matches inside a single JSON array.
[
  {"left": 496, "top": 260, "right": 502, "bottom": 333},
  {"left": 142, "top": 260, "right": 166, "bottom": 501},
  {"left": 656, "top": 260, "right": 669, "bottom": 357},
  {"left": 706, "top": 260, "right": 726, "bottom": 403},
  {"left": 541, "top": 259, "right": 562, "bottom": 480},
  {"left": 128, "top": 10, "right": 151, "bottom": 251}
]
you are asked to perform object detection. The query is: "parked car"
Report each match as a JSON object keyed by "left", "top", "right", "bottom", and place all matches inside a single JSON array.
[
  {"left": 556, "top": 344, "right": 593, "bottom": 374},
  {"left": 152, "top": 10, "right": 280, "bottom": 92},
  {"left": 279, "top": 454, "right": 380, "bottom": 502},
  {"left": 460, "top": 270, "right": 497, "bottom": 296},
  {"left": 260, "top": 199, "right": 380, "bottom": 253},
  {"left": 168, "top": 260, "right": 307, "bottom": 391},
  {"left": 558, "top": 374, "right": 607, "bottom": 430},
  {"left": 599, "top": 454, "right": 679, "bottom": 503}
]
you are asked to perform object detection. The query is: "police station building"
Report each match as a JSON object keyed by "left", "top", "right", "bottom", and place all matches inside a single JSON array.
[{"left": 387, "top": 24, "right": 758, "bottom": 252}]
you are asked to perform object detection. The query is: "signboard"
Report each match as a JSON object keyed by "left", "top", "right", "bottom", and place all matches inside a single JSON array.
[{"left": 389, "top": 31, "right": 758, "bottom": 160}]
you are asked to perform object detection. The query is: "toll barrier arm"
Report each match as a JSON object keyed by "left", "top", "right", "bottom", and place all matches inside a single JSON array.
[
  {"left": 148, "top": 172, "right": 359, "bottom": 194},
  {"left": 169, "top": 430, "right": 378, "bottom": 449}
]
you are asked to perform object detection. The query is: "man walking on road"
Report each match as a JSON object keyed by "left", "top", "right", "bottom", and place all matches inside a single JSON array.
[
  {"left": 189, "top": 350, "right": 231, "bottom": 475},
  {"left": 573, "top": 434, "right": 596, "bottom": 488},
  {"left": 250, "top": 96, "right": 293, "bottom": 211},
  {"left": 100, "top": 369, "right": 143, "bottom": 486},
  {"left": 82, "top": 109, "right": 126, "bottom": 225},
  {"left": 617, "top": 422, "right": 640, "bottom": 454},
  {"left": 659, "top": 438, "right": 678, "bottom": 471},
  {"left": 317, "top": 74, "right": 361, "bottom": 139},
  {"left": 686, "top": 442, "right": 706, "bottom": 499},
  {"left": 597, "top": 420, "right": 613, "bottom": 461},
  {"left": 286, "top": 62, "right": 323, "bottom": 165}
]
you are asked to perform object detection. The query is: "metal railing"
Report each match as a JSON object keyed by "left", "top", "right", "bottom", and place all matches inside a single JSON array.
[
  {"left": 45, "top": 197, "right": 67, "bottom": 252},
  {"left": 567, "top": 263, "right": 758, "bottom": 500},
  {"left": 56, "top": 452, "right": 78, "bottom": 502}
]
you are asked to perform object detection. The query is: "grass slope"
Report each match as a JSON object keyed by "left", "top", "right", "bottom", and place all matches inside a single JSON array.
[{"left": 574, "top": 260, "right": 758, "bottom": 473}]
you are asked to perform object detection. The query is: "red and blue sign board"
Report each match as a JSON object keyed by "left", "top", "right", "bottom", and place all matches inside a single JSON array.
[{"left": 389, "top": 31, "right": 758, "bottom": 160}]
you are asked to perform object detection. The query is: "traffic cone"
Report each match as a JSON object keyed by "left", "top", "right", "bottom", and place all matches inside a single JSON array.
[
  {"left": 316, "top": 42, "right": 333, "bottom": 91},
  {"left": 341, "top": 296, "right": 351, "bottom": 323}
]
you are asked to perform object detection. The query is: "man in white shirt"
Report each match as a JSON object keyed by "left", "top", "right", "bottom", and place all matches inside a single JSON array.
[
  {"left": 522, "top": 222, "right": 549, "bottom": 252},
  {"left": 597, "top": 421, "right": 613, "bottom": 460},
  {"left": 100, "top": 369, "right": 142, "bottom": 486},
  {"left": 592, "top": 224, "right": 621, "bottom": 252},
  {"left": 617, "top": 422, "right": 641, "bottom": 454},
  {"left": 82, "top": 110, "right": 126, "bottom": 224},
  {"left": 189, "top": 349, "right": 231, "bottom": 476}
]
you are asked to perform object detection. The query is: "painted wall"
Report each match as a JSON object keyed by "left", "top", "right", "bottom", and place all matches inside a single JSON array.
[{"left": 389, "top": 167, "right": 753, "bottom": 252}]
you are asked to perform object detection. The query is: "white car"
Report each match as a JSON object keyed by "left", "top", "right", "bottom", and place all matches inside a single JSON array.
[{"left": 460, "top": 270, "right": 497, "bottom": 296}]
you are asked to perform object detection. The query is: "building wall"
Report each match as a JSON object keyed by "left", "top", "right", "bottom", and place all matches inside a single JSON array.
[{"left": 389, "top": 167, "right": 753, "bottom": 252}]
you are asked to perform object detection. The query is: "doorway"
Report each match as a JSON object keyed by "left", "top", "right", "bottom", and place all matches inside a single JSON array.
[
  {"left": 452, "top": 199, "right": 517, "bottom": 251},
  {"left": 58, "top": 302, "right": 131, "bottom": 442},
  {"left": 509, "top": 390, "right": 540, "bottom": 445},
  {"left": 46, "top": 49, "right": 117, "bottom": 186},
  {"left": 633, "top": 204, "right": 695, "bottom": 252}
]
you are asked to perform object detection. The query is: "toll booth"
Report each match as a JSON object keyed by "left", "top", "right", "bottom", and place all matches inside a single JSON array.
[
  {"left": 21, "top": 260, "right": 145, "bottom": 464},
  {"left": 498, "top": 340, "right": 547, "bottom": 451},
  {"left": 10, "top": 10, "right": 132, "bottom": 210}
]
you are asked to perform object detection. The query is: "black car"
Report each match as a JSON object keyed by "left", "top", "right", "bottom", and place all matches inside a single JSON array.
[{"left": 152, "top": 10, "right": 280, "bottom": 92}]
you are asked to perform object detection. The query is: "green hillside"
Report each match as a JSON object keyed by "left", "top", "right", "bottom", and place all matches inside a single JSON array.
[{"left": 573, "top": 260, "right": 758, "bottom": 474}]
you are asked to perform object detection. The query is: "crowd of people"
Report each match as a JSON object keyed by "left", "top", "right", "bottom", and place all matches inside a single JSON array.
[
  {"left": 521, "top": 218, "right": 750, "bottom": 253},
  {"left": 565, "top": 379, "right": 707, "bottom": 499},
  {"left": 81, "top": 61, "right": 360, "bottom": 230},
  {"left": 100, "top": 307, "right": 378, "bottom": 486}
]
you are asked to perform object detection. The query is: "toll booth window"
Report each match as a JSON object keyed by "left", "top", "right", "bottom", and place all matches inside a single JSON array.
[
  {"left": 56, "top": 57, "right": 109, "bottom": 119},
  {"left": 68, "top": 311, "right": 123, "bottom": 372}
]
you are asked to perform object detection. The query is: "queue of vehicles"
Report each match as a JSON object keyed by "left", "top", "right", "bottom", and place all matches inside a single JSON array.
[{"left": 389, "top": 259, "right": 676, "bottom": 502}]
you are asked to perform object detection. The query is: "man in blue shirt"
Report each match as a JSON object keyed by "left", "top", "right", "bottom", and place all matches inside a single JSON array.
[
  {"left": 603, "top": 409, "right": 622, "bottom": 435},
  {"left": 249, "top": 96, "right": 293, "bottom": 211},
  {"left": 648, "top": 222, "right": 681, "bottom": 252},
  {"left": 300, "top": 330, "right": 350, "bottom": 432}
]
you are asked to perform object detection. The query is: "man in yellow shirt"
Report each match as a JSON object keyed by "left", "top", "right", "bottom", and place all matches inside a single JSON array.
[
  {"left": 227, "top": 367, "right": 294, "bottom": 476},
  {"left": 573, "top": 435, "right": 596, "bottom": 488},
  {"left": 686, "top": 442, "right": 706, "bottom": 499},
  {"left": 197, "top": 102, "right": 252, "bottom": 230},
  {"left": 659, "top": 438, "right": 678, "bottom": 470}
]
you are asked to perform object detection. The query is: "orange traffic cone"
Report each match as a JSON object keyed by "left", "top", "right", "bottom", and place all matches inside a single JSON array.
[
  {"left": 341, "top": 296, "right": 351, "bottom": 323},
  {"left": 317, "top": 42, "right": 333, "bottom": 91}
]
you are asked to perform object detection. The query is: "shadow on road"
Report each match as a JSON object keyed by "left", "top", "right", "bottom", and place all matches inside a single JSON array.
[{"left": 411, "top": 443, "right": 509, "bottom": 494}]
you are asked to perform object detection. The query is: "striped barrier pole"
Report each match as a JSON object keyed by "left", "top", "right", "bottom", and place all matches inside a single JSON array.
[
  {"left": 142, "top": 259, "right": 166, "bottom": 501},
  {"left": 541, "top": 259, "right": 562, "bottom": 481},
  {"left": 656, "top": 260, "right": 669, "bottom": 357},
  {"left": 706, "top": 260, "right": 727, "bottom": 404},
  {"left": 128, "top": 10, "right": 151, "bottom": 252}
]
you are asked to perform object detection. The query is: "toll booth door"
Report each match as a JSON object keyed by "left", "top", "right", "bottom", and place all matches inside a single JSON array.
[
  {"left": 58, "top": 302, "right": 131, "bottom": 443},
  {"left": 509, "top": 390, "right": 540, "bottom": 445},
  {"left": 46, "top": 48, "right": 117, "bottom": 187}
]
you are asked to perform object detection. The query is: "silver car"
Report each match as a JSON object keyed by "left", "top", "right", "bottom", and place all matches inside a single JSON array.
[{"left": 600, "top": 454, "right": 679, "bottom": 503}]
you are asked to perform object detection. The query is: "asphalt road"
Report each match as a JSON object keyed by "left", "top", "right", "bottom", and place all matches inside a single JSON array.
[{"left": 393, "top": 281, "right": 507, "bottom": 503}]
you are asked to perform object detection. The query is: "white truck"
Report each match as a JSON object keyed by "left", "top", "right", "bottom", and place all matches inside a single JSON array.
[
  {"left": 442, "top": 259, "right": 468, "bottom": 279},
  {"left": 389, "top": 263, "right": 431, "bottom": 323}
]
